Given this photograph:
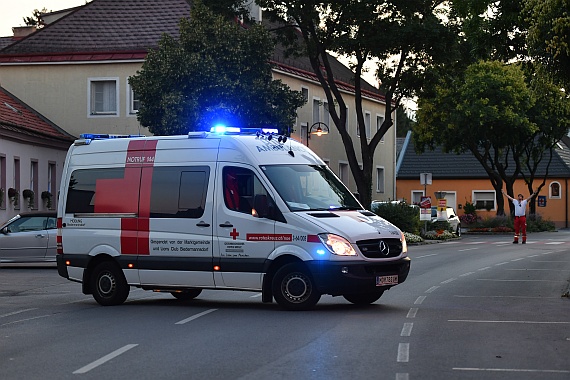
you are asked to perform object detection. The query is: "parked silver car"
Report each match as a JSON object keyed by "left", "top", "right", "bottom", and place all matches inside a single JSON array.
[
  {"left": 0, "top": 212, "right": 57, "bottom": 262},
  {"left": 431, "top": 207, "right": 461, "bottom": 236}
]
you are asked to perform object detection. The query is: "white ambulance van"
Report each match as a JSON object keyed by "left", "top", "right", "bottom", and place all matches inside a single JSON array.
[{"left": 56, "top": 128, "right": 411, "bottom": 310}]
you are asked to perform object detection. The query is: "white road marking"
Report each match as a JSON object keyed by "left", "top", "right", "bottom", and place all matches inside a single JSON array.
[
  {"left": 397, "top": 343, "right": 410, "bottom": 362},
  {"left": 545, "top": 242, "right": 565, "bottom": 245},
  {"left": 0, "top": 308, "right": 37, "bottom": 318},
  {"left": 449, "top": 320, "right": 570, "bottom": 324},
  {"left": 407, "top": 308, "right": 418, "bottom": 318},
  {"left": 458, "top": 248, "right": 479, "bottom": 252},
  {"left": 459, "top": 272, "right": 475, "bottom": 277},
  {"left": 395, "top": 373, "right": 409, "bottom": 380},
  {"left": 425, "top": 286, "right": 439, "bottom": 293},
  {"left": 414, "top": 296, "right": 426, "bottom": 305},
  {"left": 400, "top": 323, "right": 413, "bottom": 337},
  {"left": 495, "top": 262, "right": 509, "bottom": 266},
  {"left": 478, "top": 266, "right": 491, "bottom": 271},
  {"left": 454, "top": 368, "right": 570, "bottom": 374},
  {"left": 441, "top": 278, "right": 456, "bottom": 284},
  {"left": 73, "top": 344, "right": 138, "bottom": 374},
  {"left": 0, "top": 314, "right": 51, "bottom": 327},
  {"left": 476, "top": 279, "right": 562, "bottom": 282},
  {"left": 175, "top": 309, "right": 217, "bottom": 325},
  {"left": 414, "top": 253, "right": 438, "bottom": 259}
]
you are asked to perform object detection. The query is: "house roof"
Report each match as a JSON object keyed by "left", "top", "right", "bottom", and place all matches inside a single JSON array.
[
  {"left": 0, "top": 86, "right": 76, "bottom": 147},
  {"left": 397, "top": 133, "right": 570, "bottom": 179},
  {"left": 0, "top": 0, "right": 190, "bottom": 55},
  {"left": 0, "top": 0, "right": 383, "bottom": 100}
]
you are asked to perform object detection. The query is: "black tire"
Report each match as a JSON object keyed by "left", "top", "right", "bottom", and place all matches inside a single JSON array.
[
  {"left": 91, "top": 261, "right": 129, "bottom": 306},
  {"left": 272, "top": 263, "right": 321, "bottom": 311},
  {"left": 171, "top": 289, "right": 202, "bottom": 301},
  {"left": 456, "top": 224, "right": 461, "bottom": 236},
  {"left": 343, "top": 291, "right": 384, "bottom": 305}
]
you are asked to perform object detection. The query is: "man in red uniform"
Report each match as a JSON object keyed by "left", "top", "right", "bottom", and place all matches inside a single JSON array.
[{"left": 502, "top": 190, "right": 538, "bottom": 244}]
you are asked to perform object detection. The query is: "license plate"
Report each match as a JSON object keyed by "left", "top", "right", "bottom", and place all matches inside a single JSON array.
[{"left": 377, "top": 275, "right": 398, "bottom": 286}]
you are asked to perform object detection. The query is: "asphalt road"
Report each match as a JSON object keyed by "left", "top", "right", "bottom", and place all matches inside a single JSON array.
[{"left": 1, "top": 231, "right": 569, "bottom": 379}]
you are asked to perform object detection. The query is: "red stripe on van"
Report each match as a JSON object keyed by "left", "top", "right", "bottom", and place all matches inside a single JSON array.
[{"left": 136, "top": 140, "right": 158, "bottom": 255}]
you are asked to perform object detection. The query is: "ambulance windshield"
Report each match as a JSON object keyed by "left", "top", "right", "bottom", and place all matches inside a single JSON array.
[{"left": 261, "top": 165, "right": 362, "bottom": 212}]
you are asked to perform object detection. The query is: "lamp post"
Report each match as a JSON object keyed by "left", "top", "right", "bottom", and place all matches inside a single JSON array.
[{"left": 307, "top": 122, "right": 329, "bottom": 147}]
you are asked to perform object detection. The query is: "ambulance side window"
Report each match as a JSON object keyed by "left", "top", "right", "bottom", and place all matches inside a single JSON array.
[
  {"left": 66, "top": 168, "right": 125, "bottom": 214},
  {"left": 150, "top": 166, "right": 209, "bottom": 218},
  {"left": 223, "top": 166, "right": 268, "bottom": 215}
]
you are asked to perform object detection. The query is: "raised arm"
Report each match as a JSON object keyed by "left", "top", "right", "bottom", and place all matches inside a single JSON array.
[
  {"left": 501, "top": 189, "right": 514, "bottom": 201},
  {"left": 524, "top": 191, "right": 538, "bottom": 202}
]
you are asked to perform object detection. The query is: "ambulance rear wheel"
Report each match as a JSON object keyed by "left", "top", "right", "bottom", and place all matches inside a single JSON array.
[
  {"left": 343, "top": 291, "right": 384, "bottom": 305},
  {"left": 91, "top": 261, "right": 129, "bottom": 306},
  {"left": 272, "top": 263, "right": 321, "bottom": 310},
  {"left": 171, "top": 289, "right": 202, "bottom": 300}
]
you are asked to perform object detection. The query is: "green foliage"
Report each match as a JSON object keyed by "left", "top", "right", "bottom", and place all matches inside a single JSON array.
[
  {"left": 427, "top": 220, "right": 451, "bottom": 233},
  {"left": 526, "top": 214, "right": 556, "bottom": 232},
  {"left": 525, "top": 0, "right": 570, "bottom": 88},
  {"left": 129, "top": 1, "right": 305, "bottom": 135},
  {"left": 372, "top": 202, "right": 421, "bottom": 235},
  {"left": 463, "top": 201, "right": 476, "bottom": 215}
]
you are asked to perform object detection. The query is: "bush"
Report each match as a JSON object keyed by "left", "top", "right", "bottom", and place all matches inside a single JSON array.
[
  {"left": 421, "top": 229, "right": 455, "bottom": 240},
  {"left": 373, "top": 202, "right": 421, "bottom": 235},
  {"left": 427, "top": 220, "right": 451, "bottom": 232},
  {"left": 526, "top": 214, "right": 556, "bottom": 232}
]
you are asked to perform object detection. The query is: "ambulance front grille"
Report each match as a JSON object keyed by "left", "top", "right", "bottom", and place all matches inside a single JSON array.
[{"left": 356, "top": 238, "right": 402, "bottom": 259}]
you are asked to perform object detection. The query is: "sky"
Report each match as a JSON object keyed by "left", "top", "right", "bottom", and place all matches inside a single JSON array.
[{"left": 0, "top": 1, "right": 88, "bottom": 37}]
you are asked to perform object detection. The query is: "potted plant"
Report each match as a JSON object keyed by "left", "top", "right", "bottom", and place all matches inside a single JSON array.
[
  {"left": 41, "top": 191, "right": 53, "bottom": 209},
  {"left": 23, "top": 189, "right": 34, "bottom": 209},
  {"left": 8, "top": 187, "right": 18, "bottom": 206}
]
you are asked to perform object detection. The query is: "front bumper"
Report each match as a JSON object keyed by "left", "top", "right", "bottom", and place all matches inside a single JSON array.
[{"left": 307, "top": 257, "right": 411, "bottom": 296}]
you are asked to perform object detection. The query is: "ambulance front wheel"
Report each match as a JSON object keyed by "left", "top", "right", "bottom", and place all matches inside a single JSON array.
[
  {"left": 343, "top": 291, "right": 384, "bottom": 305},
  {"left": 91, "top": 261, "right": 130, "bottom": 306},
  {"left": 272, "top": 263, "right": 321, "bottom": 310}
]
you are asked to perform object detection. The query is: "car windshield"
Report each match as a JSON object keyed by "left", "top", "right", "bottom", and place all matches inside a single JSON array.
[{"left": 261, "top": 164, "right": 362, "bottom": 212}]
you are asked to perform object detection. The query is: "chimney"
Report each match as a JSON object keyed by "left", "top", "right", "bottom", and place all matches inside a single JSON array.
[{"left": 12, "top": 26, "right": 37, "bottom": 39}]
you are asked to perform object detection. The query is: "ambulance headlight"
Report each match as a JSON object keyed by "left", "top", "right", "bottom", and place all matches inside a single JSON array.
[
  {"left": 401, "top": 231, "right": 408, "bottom": 255},
  {"left": 318, "top": 234, "right": 357, "bottom": 256}
]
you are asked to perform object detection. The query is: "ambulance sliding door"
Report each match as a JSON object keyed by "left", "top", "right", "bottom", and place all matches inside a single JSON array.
[{"left": 138, "top": 164, "right": 215, "bottom": 287}]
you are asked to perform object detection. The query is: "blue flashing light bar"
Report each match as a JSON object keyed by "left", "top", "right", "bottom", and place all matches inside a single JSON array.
[
  {"left": 209, "top": 126, "right": 280, "bottom": 135},
  {"left": 210, "top": 125, "right": 241, "bottom": 134}
]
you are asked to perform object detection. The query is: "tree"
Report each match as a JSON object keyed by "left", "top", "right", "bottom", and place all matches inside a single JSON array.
[
  {"left": 243, "top": 0, "right": 457, "bottom": 208},
  {"left": 23, "top": 8, "right": 49, "bottom": 29},
  {"left": 415, "top": 60, "right": 536, "bottom": 216},
  {"left": 129, "top": 1, "right": 304, "bottom": 135},
  {"left": 518, "top": 65, "right": 570, "bottom": 215},
  {"left": 525, "top": 0, "right": 570, "bottom": 87},
  {"left": 396, "top": 105, "right": 416, "bottom": 138}
]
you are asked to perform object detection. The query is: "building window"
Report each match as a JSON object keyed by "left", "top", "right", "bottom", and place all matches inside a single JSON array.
[
  {"left": 14, "top": 158, "right": 20, "bottom": 210},
  {"left": 323, "top": 102, "right": 330, "bottom": 128},
  {"left": 338, "top": 162, "right": 349, "bottom": 186},
  {"left": 411, "top": 191, "right": 424, "bottom": 205},
  {"left": 473, "top": 191, "right": 495, "bottom": 211},
  {"left": 48, "top": 162, "right": 56, "bottom": 209},
  {"left": 0, "top": 155, "right": 5, "bottom": 209},
  {"left": 550, "top": 182, "right": 561, "bottom": 199},
  {"left": 301, "top": 87, "right": 309, "bottom": 103},
  {"left": 312, "top": 98, "right": 321, "bottom": 125},
  {"left": 377, "top": 115, "right": 385, "bottom": 143},
  {"left": 89, "top": 78, "right": 119, "bottom": 116},
  {"left": 128, "top": 84, "right": 140, "bottom": 114},
  {"left": 31, "top": 160, "right": 38, "bottom": 209},
  {"left": 376, "top": 167, "right": 385, "bottom": 193}
]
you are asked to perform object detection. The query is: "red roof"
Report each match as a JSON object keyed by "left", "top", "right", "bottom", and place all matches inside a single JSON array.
[{"left": 0, "top": 87, "right": 76, "bottom": 142}]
